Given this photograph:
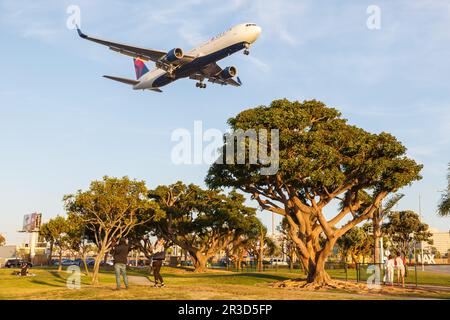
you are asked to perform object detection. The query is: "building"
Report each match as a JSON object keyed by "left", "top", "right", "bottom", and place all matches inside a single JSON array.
[
  {"left": 421, "top": 228, "right": 450, "bottom": 258},
  {"left": 0, "top": 245, "right": 17, "bottom": 267}
]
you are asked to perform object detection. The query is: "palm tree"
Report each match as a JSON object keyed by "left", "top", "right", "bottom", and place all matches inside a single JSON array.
[
  {"left": 438, "top": 163, "right": 450, "bottom": 217},
  {"left": 373, "top": 194, "right": 404, "bottom": 263}
]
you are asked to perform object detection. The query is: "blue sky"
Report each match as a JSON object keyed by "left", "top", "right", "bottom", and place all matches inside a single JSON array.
[{"left": 0, "top": 0, "right": 449, "bottom": 245}]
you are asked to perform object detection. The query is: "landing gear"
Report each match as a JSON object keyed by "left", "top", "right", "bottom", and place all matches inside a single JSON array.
[
  {"left": 196, "top": 82, "right": 207, "bottom": 89},
  {"left": 244, "top": 43, "right": 250, "bottom": 55}
]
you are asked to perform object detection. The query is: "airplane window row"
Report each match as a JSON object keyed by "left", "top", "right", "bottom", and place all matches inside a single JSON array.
[{"left": 246, "top": 23, "right": 257, "bottom": 27}]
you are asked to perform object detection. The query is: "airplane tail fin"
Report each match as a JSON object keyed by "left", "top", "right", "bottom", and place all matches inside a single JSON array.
[{"left": 133, "top": 58, "right": 150, "bottom": 79}]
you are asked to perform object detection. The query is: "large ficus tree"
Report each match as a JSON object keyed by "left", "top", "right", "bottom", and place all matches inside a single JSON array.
[
  {"left": 206, "top": 99, "right": 422, "bottom": 286},
  {"left": 64, "top": 176, "right": 159, "bottom": 285},
  {"left": 148, "top": 182, "right": 259, "bottom": 272}
]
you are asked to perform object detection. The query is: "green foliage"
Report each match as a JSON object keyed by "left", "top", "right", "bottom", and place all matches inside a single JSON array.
[
  {"left": 206, "top": 99, "right": 423, "bottom": 283},
  {"left": 148, "top": 182, "right": 260, "bottom": 269},
  {"left": 207, "top": 99, "right": 422, "bottom": 196},
  {"left": 63, "top": 176, "right": 160, "bottom": 283},
  {"left": 438, "top": 163, "right": 450, "bottom": 216},
  {"left": 383, "top": 210, "right": 433, "bottom": 255},
  {"left": 40, "top": 215, "right": 70, "bottom": 247},
  {"left": 336, "top": 223, "right": 377, "bottom": 263},
  {"left": 64, "top": 176, "right": 159, "bottom": 246},
  {"left": 245, "top": 223, "right": 280, "bottom": 260}
]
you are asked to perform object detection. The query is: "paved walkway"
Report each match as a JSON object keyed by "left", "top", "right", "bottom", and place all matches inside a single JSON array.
[
  {"left": 404, "top": 283, "right": 450, "bottom": 292},
  {"left": 347, "top": 279, "right": 450, "bottom": 292},
  {"left": 128, "top": 275, "right": 153, "bottom": 286}
]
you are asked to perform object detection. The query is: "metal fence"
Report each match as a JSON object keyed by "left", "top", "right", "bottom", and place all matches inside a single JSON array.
[
  {"left": 209, "top": 261, "right": 450, "bottom": 288},
  {"left": 210, "top": 261, "right": 350, "bottom": 281},
  {"left": 356, "top": 263, "right": 450, "bottom": 287}
]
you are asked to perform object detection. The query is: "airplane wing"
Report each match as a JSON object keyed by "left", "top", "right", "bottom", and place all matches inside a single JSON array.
[
  {"left": 77, "top": 27, "right": 167, "bottom": 62},
  {"left": 189, "top": 63, "right": 242, "bottom": 87}
]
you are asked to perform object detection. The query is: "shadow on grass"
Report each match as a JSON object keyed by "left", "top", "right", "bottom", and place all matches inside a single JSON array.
[
  {"left": 30, "top": 279, "right": 64, "bottom": 288},
  {"left": 163, "top": 272, "right": 293, "bottom": 282},
  {"left": 49, "top": 271, "right": 64, "bottom": 280}
]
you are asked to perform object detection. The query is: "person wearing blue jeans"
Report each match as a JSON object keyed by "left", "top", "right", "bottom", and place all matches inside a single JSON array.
[
  {"left": 114, "top": 263, "right": 129, "bottom": 289},
  {"left": 111, "top": 238, "right": 130, "bottom": 290}
]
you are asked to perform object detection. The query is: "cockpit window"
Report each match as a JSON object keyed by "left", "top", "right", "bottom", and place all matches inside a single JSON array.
[{"left": 246, "top": 23, "right": 257, "bottom": 27}]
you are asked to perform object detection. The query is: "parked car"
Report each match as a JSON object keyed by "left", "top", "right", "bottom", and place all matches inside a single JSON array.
[
  {"left": 50, "top": 259, "right": 59, "bottom": 265},
  {"left": 52, "top": 259, "right": 64, "bottom": 266},
  {"left": 86, "top": 259, "right": 96, "bottom": 266},
  {"left": 128, "top": 260, "right": 145, "bottom": 267},
  {"left": 81, "top": 259, "right": 122, "bottom": 267},
  {"left": 270, "top": 258, "right": 289, "bottom": 266},
  {"left": 73, "top": 259, "right": 84, "bottom": 267},
  {"left": 61, "top": 259, "right": 76, "bottom": 266},
  {"left": 181, "top": 260, "right": 193, "bottom": 267},
  {"left": 5, "top": 259, "right": 32, "bottom": 268},
  {"left": 219, "top": 258, "right": 231, "bottom": 266}
]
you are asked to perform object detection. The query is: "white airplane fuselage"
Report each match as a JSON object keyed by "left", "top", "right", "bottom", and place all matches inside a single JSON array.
[{"left": 133, "top": 23, "right": 261, "bottom": 90}]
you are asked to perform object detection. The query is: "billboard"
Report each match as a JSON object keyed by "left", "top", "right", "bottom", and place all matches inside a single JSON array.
[{"left": 22, "top": 213, "right": 42, "bottom": 232}]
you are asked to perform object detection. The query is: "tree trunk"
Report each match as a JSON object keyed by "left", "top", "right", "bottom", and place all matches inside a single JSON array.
[
  {"left": 373, "top": 217, "right": 382, "bottom": 264},
  {"left": 302, "top": 239, "right": 336, "bottom": 286},
  {"left": 47, "top": 241, "right": 54, "bottom": 266},
  {"left": 258, "top": 234, "right": 264, "bottom": 271},
  {"left": 351, "top": 253, "right": 357, "bottom": 265},
  {"left": 191, "top": 252, "right": 208, "bottom": 272},
  {"left": 92, "top": 246, "right": 107, "bottom": 285},
  {"left": 82, "top": 253, "right": 89, "bottom": 276},
  {"left": 58, "top": 250, "right": 63, "bottom": 272},
  {"left": 289, "top": 248, "right": 296, "bottom": 269}
]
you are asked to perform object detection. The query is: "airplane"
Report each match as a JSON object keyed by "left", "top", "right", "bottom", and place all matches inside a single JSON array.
[{"left": 76, "top": 23, "right": 262, "bottom": 92}]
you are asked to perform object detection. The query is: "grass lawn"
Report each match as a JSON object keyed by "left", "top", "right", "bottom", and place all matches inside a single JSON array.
[{"left": 0, "top": 266, "right": 449, "bottom": 300}]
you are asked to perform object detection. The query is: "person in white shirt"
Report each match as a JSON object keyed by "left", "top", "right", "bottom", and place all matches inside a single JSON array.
[
  {"left": 385, "top": 255, "right": 395, "bottom": 286},
  {"left": 395, "top": 253, "right": 405, "bottom": 288}
]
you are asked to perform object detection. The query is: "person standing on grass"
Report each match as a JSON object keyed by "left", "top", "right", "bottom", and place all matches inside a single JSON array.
[
  {"left": 152, "top": 238, "right": 166, "bottom": 287},
  {"left": 111, "top": 238, "right": 131, "bottom": 290},
  {"left": 386, "top": 254, "right": 395, "bottom": 286},
  {"left": 395, "top": 252, "right": 405, "bottom": 288}
]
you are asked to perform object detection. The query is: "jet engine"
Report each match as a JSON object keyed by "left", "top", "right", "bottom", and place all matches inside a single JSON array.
[
  {"left": 164, "top": 48, "right": 184, "bottom": 63},
  {"left": 219, "top": 66, "right": 237, "bottom": 79}
]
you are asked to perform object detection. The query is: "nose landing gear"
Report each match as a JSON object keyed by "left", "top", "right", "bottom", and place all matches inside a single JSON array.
[{"left": 244, "top": 43, "right": 250, "bottom": 55}]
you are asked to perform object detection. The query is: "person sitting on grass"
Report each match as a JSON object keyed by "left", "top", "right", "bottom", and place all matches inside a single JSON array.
[
  {"left": 12, "top": 262, "right": 31, "bottom": 277},
  {"left": 111, "top": 238, "right": 131, "bottom": 290},
  {"left": 152, "top": 238, "right": 166, "bottom": 288},
  {"left": 20, "top": 262, "right": 29, "bottom": 276}
]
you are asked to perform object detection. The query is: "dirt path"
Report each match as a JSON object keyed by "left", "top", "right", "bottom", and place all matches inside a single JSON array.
[{"left": 128, "top": 275, "right": 153, "bottom": 286}]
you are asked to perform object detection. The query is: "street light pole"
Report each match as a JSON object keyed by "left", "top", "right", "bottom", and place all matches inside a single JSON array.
[{"left": 419, "top": 194, "right": 424, "bottom": 271}]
